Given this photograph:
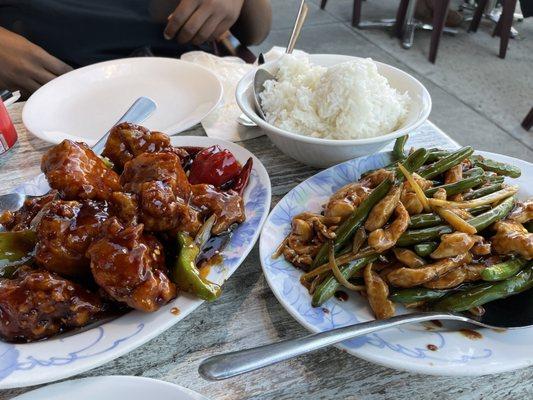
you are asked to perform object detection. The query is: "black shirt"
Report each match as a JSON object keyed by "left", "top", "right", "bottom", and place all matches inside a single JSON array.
[{"left": 0, "top": 0, "right": 204, "bottom": 67}]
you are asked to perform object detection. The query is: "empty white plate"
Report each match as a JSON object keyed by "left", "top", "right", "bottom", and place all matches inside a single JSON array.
[
  {"left": 23, "top": 57, "right": 223, "bottom": 145},
  {"left": 12, "top": 376, "right": 209, "bottom": 400}
]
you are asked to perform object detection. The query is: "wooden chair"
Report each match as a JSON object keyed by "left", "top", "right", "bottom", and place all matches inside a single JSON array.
[{"left": 468, "top": 0, "right": 518, "bottom": 58}]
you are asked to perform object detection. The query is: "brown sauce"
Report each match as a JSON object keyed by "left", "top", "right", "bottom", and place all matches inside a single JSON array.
[
  {"left": 322, "top": 307, "right": 330, "bottom": 314},
  {"left": 199, "top": 254, "right": 223, "bottom": 280},
  {"left": 334, "top": 290, "right": 349, "bottom": 302},
  {"left": 170, "top": 307, "right": 180, "bottom": 316},
  {"left": 426, "top": 344, "right": 438, "bottom": 351},
  {"left": 459, "top": 329, "right": 482, "bottom": 340}
]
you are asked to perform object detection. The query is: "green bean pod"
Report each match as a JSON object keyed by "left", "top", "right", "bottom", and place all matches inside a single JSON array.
[
  {"left": 413, "top": 241, "right": 439, "bottom": 257},
  {"left": 389, "top": 287, "right": 452, "bottom": 303},
  {"left": 480, "top": 258, "right": 527, "bottom": 282},
  {"left": 419, "top": 146, "right": 474, "bottom": 179},
  {"left": 397, "top": 196, "right": 515, "bottom": 246},
  {"left": 471, "top": 155, "right": 521, "bottom": 178},
  {"left": 433, "top": 263, "right": 533, "bottom": 312},
  {"left": 393, "top": 135, "right": 409, "bottom": 160},
  {"left": 409, "top": 214, "right": 443, "bottom": 229},
  {"left": 311, "top": 255, "right": 378, "bottom": 307},
  {"left": 395, "top": 148, "right": 429, "bottom": 180},
  {"left": 425, "top": 170, "right": 485, "bottom": 197},
  {"left": 311, "top": 179, "right": 393, "bottom": 269},
  {"left": 0, "top": 230, "right": 36, "bottom": 277},
  {"left": 463, "top": 183, "right": 503, "bottom": 200},
  {"left": 426, "top": 149, "right": 451, "bottom": 163}
]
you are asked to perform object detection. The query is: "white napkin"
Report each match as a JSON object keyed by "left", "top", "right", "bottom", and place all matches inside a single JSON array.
[{"left": 180, "top": 47, "right": 306, "bottom": 142}]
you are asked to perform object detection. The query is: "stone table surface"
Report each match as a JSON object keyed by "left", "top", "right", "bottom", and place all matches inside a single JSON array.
[{"left": 1, "top": 102, "right": 532, "bottom": 400}]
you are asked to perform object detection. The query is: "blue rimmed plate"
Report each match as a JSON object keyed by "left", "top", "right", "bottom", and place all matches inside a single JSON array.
[
  {"left": 0, "top": 136, "right": 271, "bottom": 389},
  {"left": 260, "top": 150, "right": 532, "bottom": 376}
]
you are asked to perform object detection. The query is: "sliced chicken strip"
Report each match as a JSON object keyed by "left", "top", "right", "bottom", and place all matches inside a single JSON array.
[
  {"left": 365, "top": 184, "right": 402, "bottom": 231},
  {"left": 491, "top": 220, "right": 533, "bottom": 260},
  {"left": 430, "top": 232, "right": 477, "bottom": 259},
  {"left": 364, "top": 263, "right": 395, "bottom": 319},
  {"left": 368, "top": 203, "right": 410, "bottom": 253}
]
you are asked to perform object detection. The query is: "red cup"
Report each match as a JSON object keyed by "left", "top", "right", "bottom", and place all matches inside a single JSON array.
[{"left": 0, "top": 99, "right": 18, "bottom": 155}]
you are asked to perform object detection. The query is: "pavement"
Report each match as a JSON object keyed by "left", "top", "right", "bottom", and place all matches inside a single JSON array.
[{"left": 251, "top": 0, "right": 533, "bottom": 161}]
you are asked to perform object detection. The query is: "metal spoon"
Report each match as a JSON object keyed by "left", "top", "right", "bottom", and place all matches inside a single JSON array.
[
  {"left": 0, "top": 96, "right": 157, "bottom": 212},
  {"left": 199, "top": 294, "right": 533, "bottom": 381},
  {"left": 252, "top": 0, "right": 309, "bottom": 121}
]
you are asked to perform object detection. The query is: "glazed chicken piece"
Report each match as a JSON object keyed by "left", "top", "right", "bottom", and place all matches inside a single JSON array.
[
  {"left": 364, "top": 263, "right": 395, "bottom": 319},
  {"left": 282, "top": 212, "right": 339, "bottom": 270},
  {"left": 87, "top": 218, "right": 177, "bottom": 312},
  {"left": 0, "top": 267, "right": 103, "bottom": 342},
  {"left": 368, "top": 203, "right": 410, "bottom": 253},
  {"left": 191, "top": 184, "right": 245, "bottom": 235},
  {"left": 508, "top": 199, "right": 533, "bottom": 224},
  {"left": 41, "top": 140, "right": 121, "bottom": 201},
  {"left": 430, "top": 232, "right": 478, "bottom": 259},
  {"left": 491, "top": 220, "right": 533, "bottom": 260},
  {"left": 35, "top": 200, "right": 110, "bottom": 277},
  {"left": 365, "top": 184, "right": 402, "bottom": 231},
  {"left": 0, "top": 191, "right": 58, "bottom": 231},
  {"left": 444, "top": 164, "right": 463, "bottom": 201},
  {"left": 423, "top": 264, "right": 484, "bottom": 289},
  {"left": 400, "top": 173, "right": 433, "bottom": 215},
  {"left": 360, "top": 169, "right": 394, "bottom": 188},
  {"left": 393, "top": 248, "right": 426, "bottom": 268},
  {"left": 121, "top": 152, "right": 201, "bottom": 233},
  {"left": 387, "top": 253, "right": 471, "bottom": 288},
  {"left": 102, "top": 122, "right": 187, "bottom": 171},
  {"left": 324, "top": 183, "right": 372, "bottom": 221}
]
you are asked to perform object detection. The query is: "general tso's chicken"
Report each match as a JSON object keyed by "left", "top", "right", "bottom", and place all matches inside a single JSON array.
[
  {"left": 430, "top": 232, "right": 478, "bottom": 259},
  {"left": 282, "top": 213, "right": 339, "bottom": 269},
  {"left": 491, "top": 220, "right": 533, "bottom": 260},
  {"left": 121, "top": 152, "right": 201, "bottom": 233},
  {"left": 102, "top": 122, "right": 188, "bottom": 171},
  {"left": 41, "top": 140, "right": 121, "bottom": 201},
  {"left": 191, "top": 184, "right": 245, "bottom": 235},
  {"left": 400, "top": 173, "right": 433, "bottom": 215},
  {"left": 364, "top": 263, "right": 395, "bottom": 319},
  {"left": 360, "top": 169, "right": 394, "bottom": 188},
  {"left": 0, "top": 267, "right": 103, "bottom": 342},
  {"left": 0, "top": 191, "right": 58, "bottom": 231},
  {"left": 35, "top": 200, "right": 110, "bottom": 277},
  {"left": 87, "top": 219, "right": 177, "bottom": 312},
  {"left": 508, "top": 199, "right": 533, "bottom": 224},
  {"left": 365, "top": 184, "right": 402, "bottom": 231},
  {"left": 324, "top": 183, "right": 372, "bottom": 221},
  {"left": 368, "top": 203, "right": 409, "bottom": 253},
  {"left": 387, "top": 253, "right": 471, "bottom": 288}
]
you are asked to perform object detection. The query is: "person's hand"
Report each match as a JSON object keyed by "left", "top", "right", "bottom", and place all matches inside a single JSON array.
[
  {"left": 0, "top": 27, "right": 72, "bottom": 95},
  {"left": 164, "top": 0, "right": 245, "bottom": 45}
]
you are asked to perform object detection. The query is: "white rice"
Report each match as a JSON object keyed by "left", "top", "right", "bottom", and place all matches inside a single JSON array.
[{"left": 259, "top": 55, "right": 410, "bottom": 140}]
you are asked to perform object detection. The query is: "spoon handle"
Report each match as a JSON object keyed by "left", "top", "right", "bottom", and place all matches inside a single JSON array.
[
  {"left": 91, "top": 96, "right": 157, "bottom": 155},
  {"left": 286, "top": 1, "right": 309, "bottom": 54},
  {"left": 199, "top": 312, "right": 468, "bottom": 381}
]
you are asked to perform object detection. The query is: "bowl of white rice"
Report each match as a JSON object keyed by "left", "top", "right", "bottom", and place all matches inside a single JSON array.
[{"left": 236, "top": 54, "right": 431, "bottom": 168}]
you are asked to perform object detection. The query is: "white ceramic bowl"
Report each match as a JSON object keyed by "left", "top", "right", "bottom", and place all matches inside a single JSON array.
[{"left": 236, "top": 54, "right": 432, "bottom": 168}]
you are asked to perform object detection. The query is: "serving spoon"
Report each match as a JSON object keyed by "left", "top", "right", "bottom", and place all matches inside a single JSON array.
[
  {"left": 199, "top": 289, "right": 533, "bottom": 380},
  {"left": 252, "top": 0, "right": 309, "bottom": 120},
  {"left": 0, "top": 96, "right": 157, "bottom": 213}
]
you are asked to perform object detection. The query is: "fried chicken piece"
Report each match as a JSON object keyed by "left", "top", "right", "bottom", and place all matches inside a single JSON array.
[
  {"left": 491, "top": 220, "right": 533, "bottom": 260},
  {"left": 87, "top": 219, "right": 177, "bottom": 312},
  {"left": 364, "top": 263, "right": 395, "bottom": 319},
  {"left": 324, "top": 183, "right": 372, "bottom": 221},
  {"left": 508, "top": 199, "right": 533, "bottom": 224},
  {"left": 102, "top": 122, "right": 187, "bottom": 171},
  {"left": 109, "top": 192, "right": 139, "bottom": 225},
  {"left": 368, "top": 203, "right": 409, "bottom": 252},
  {"left": 191, "top": 184, "right": 246, "bottom": 235},
  {"left": 430, "top": 232, "right": 477, "bottom": 259},
  {"left": 121, "top": 152, "right": 201, "bottom": 233},
  {"left": 365, "top": 184, "right": 402, "bottom": 231},
  {"left": 0, "top": 267, "right": 103, "bottom": 342},
  {"left": 41, "top": 140, "right": 121, "bottom": 201},
  {"left": 35, "top": 200, "right": 109, "bottom": 277},
  {"left": 401, "top": 173, "right": 433, "bottom": 214},
  {"left": 387, "top": 253, "right": 471, "bottom": 288},
  {"left": 0, "top": 191, "right": 58, "bottom": 231}
]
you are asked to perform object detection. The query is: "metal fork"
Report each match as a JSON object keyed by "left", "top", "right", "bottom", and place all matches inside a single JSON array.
[{"left": 0, "top": 96, "right": 157, "bottom": 212}]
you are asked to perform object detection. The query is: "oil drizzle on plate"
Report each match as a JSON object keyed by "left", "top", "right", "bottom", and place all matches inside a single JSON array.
[
  {"left": 426, "top": 344, "right": 438, "bottom": 351},
  {"left": 334, "top": 291, "right": 349, "bottom": 302},
  {"left": 459, "top": 328, "right": 482, "bottom": 340},
  {"left": 170, "top": 307, "right": 180, "bottom": 316}
]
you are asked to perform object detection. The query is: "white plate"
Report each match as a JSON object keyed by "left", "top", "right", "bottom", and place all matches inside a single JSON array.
[
  {"left": 260, "top": 150, "right": 533, "bottom": 376},
  {"left": 22, "top": 58, "right": 223, "bottom": 146},
  {"left": 12, "top": 376, "right": 209, "bottom": 400},
  {"left": 0, "top": 136, "right": 271, "bottom": 389}
]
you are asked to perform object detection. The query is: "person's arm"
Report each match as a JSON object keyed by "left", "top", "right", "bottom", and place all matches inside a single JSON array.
[
  {"left": 231, "top": 0, "right": 271, "bottom": 46},
  {"left": 164, "top": 0, "right": 271, "bottom": 46},
  {"left": 0, "top": 27, "right": 72, "bottom": 95}
]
